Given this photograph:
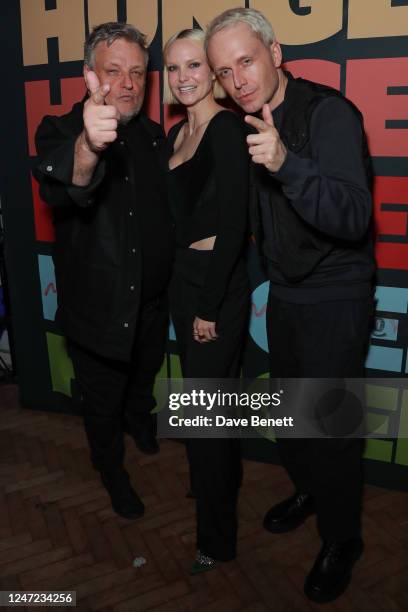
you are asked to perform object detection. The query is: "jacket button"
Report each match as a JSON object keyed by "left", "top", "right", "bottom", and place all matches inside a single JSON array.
[
  {"left": 125, "top": 176, "right": 129, "bottom": 182},
  {"left": 46, "top": 165, "right": 53, "bottom": 172},
  {"left": 130, "top": 285, "right": 135, "bottom": 291},
  {"left": 123, "top": 322, "right": 129, "bottom": 328},
  {"left": 153, "top": 141, "right": 157, "bottom": 147}
]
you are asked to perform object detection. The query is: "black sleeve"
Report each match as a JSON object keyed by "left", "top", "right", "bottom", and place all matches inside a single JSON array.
[
  {"left": 195, "top": 112, "right": 249, "bottom": 322},
  {"left": 34, "top": 115, "right": 106, "bottom": 208},
  {"left": 272, "top": 96, "right": 372, "bottom": 241}
]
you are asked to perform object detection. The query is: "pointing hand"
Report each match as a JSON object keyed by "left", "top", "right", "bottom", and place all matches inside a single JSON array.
[
  {"left": 245, "top": 104, "right": 287, "bottom": 173},
  {"left": 82, "top": 70, "right": 120, "bottom": 153}
]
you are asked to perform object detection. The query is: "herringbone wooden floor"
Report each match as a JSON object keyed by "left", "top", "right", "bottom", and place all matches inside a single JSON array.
[{"left": 0, "top": 384, "right": 407, "bottom": 611}]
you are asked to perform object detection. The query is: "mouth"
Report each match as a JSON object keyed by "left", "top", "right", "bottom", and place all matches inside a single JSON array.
[
  {"left": 178, "top": 86, "right": 197, "bottom": 94},
  {"left": 118, "top": 95, "right": 135, "bottom": 102},
  {"left": 237, "top": 91, "right": 256, "bottom": 103}
]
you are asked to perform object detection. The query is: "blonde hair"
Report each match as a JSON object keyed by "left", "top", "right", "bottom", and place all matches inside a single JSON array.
[
  {"left": 163, "top": 28, "right": 226, "bottom": 104},
  {"left": 205, "top": 7, "right": 276, "bottom": 51}
]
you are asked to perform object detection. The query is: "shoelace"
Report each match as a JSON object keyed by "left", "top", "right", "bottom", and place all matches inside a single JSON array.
[
  {"left": 322, "top": 542, "right": 342, "bottom": 564},
  {"left": 295, "top": 493, "right": 309, "bottom": 506}
]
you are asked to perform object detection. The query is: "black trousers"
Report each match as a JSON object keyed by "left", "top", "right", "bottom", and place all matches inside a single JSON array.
[
  {"left": 68, "top": 295, "right": 169, "bottom": 474},
  {"left": 266, "top": 291, "right": 373, "bottom": 541},
  {"left": 170, "top": 249, "right": 249, "bottom": 561}
]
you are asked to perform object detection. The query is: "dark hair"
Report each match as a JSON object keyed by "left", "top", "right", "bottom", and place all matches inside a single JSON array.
[{"left": 84, "top": 22, "right": 148, "bottom": 67}]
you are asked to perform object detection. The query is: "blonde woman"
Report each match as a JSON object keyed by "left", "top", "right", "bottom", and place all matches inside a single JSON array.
[{"left": 164, "top": 29, "right": 250, "bottom": 572}]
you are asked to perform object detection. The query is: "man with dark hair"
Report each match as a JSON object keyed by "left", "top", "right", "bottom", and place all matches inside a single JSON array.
[
  {"left": 35, "top": 22, "right": 173, "bottom": 519},
  {"left": 206, "top": 7, "right": 374, "bottom": 604}
]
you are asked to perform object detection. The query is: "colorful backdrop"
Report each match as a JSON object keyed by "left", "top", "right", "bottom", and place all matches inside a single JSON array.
[{"left": 2, "top": 1, "right": 408, "bottom": 489}]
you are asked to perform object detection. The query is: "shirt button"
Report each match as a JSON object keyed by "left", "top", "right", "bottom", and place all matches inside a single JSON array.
[
  {"left": 46, "top": 165, "right": 53, "bottom": 172},
  {"left": 123, "top": 322, "right": 129, "bottom": 328},
  {"left": 120, "top": 141, "right": 125, "bottom": 146},
  {"left": 130, "top": 285, "right": 135, "bottom": 291}
]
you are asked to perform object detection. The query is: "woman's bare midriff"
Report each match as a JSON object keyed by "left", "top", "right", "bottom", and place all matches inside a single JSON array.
[{"left": 189, "top": 236, "right": 216, "bottom": 250}]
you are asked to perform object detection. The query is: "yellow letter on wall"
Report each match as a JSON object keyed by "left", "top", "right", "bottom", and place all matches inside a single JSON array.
[
  {"left": 251, "top": 0, "right": 343, "bottom": 45},
  {"left": 162, "top": 0, "right": 244, "bottom": 47},
  {"left": 87, "top": 0, "right": 117, "bottom": 31},
  {"left": 20, "top": 0, "right": 84, "bottom": 66},
  {"left": 127, "top": 0, "right": 158, "bottom": 46},
  {"left": 349, "top": 0, "right": 408, "bottom": 38}
]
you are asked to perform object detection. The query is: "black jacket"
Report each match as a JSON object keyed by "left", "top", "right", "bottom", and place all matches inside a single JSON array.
[
  {"left": 251, "top": 72, "right": 375, "bottom": 302},
  {"left": 35, "top": 101, "right": 173, "bottom": 361}
]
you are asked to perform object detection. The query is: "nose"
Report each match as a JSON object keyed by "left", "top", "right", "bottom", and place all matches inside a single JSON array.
[
  {"left": 232, "top": 68, "right": 246, "bottom": 90},
  {"left": 178, "top": 68, "right": 189, "bottom": 83},
  {"left": 122, "top": 72, "right": 133, "bottom": 89}
]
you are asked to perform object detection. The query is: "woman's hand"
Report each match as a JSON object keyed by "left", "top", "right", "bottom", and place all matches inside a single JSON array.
[{"left": 193, "top": 316, "right": 218, "bottom": 343}]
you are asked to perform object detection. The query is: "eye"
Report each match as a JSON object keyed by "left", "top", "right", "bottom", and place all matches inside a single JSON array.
[
  {"left": 243, "top": 58, "right": 252, "bottom": 66},
  {"left": 189, "top": 61, "right": 201, "bottom": 69},
  {"left": 107, "top": 69, "right": 119, "bottom": 76},
  {"left": 167, "top": 65, "right": 177, "bottom": 72},
  {"left": 218, "top": 68, "right": 231, "bottom": 79},
  {"left": 131, "top": 70, "right": 144, "bottom": 77}
]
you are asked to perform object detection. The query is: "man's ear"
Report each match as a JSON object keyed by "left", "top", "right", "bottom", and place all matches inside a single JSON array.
[
  {"left": 83, "top": 65, "right": 90, "bottom": 90},
  {"left": 270, "top": 42, "right": 283, "bottom": 69}
]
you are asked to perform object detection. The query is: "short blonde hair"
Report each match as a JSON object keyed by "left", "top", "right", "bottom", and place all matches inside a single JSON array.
[
  {"left": 163, "top": 28, "right": 226, "bottom": 104},
  {"left": 205, "top": 8, "right": 276, "bottom": 51}
]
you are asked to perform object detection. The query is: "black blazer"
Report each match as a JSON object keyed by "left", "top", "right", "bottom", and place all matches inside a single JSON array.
[{"left": 35, "top": 100, "right": 173, "bottom": 361}]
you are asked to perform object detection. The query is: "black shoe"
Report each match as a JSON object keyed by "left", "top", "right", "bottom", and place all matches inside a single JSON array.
[
  {"left": 133, "top": 430, "right": 159, "bottom": 455},
  {"left": 101, "top": 468, "right": 145, "bottom": 520},
  {"left": 304, "top": 538, "right": 364, "bottom": 603},
  {"left": 190, "top": 550, "right": 218, "bottom": 575},
  {"left": 263, "top": 492, "right": 314, "bottom": 533}
]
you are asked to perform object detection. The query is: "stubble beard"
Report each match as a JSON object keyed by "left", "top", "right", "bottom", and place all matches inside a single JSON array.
[{"left": 118, "top": 102, "right": 143, "bottom": 125}]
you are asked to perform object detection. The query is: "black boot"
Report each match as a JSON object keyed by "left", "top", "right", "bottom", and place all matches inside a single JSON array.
[
  {"left": 263, "top": 492, "right": 314, "bottom": 533},
  {"left": 304, "top": 538, "right": 364, "bottom": 603},
  {"left": 101, "top": 468, "right": 145, "bottom": 520},
  {"left": 132, "top": 428, "right": 159, "bottom": 455}
]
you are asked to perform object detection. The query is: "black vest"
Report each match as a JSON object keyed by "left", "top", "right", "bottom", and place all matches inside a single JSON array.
[{"left": 250, "top": 73, "right": 372, "bottom": 283}]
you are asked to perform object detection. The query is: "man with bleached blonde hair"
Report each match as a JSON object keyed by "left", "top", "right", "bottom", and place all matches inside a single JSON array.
[{"left": 206, "top": 7, "right": 374, "bottom": 604}]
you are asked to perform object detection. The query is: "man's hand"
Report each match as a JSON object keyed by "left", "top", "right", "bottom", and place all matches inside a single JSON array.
[
  {"left": 245, "top": 104, "right": 287, "bottom": 173},
  {"left": 72, "top": 71, "right": 120, "bottom": 186},
  {"left": 82, "top": 70, "right": 120, "bottom": 154},
  {"left": 193, "top": 316, "right": 218, "bottom": 343}
]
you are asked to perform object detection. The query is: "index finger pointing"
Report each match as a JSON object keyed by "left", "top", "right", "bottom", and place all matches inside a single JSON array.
[
  {"left": 85, "top": 70, "right": 100, "bottom": 94},
  {"left": 262, "top": 103, "right": 275, "bottom": 127},
  {"left": 85, "top": 70, "right": 110, "bottom": 104},
  {"left": 244, "top": 114, "right": 270, "bottom": 133}
]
